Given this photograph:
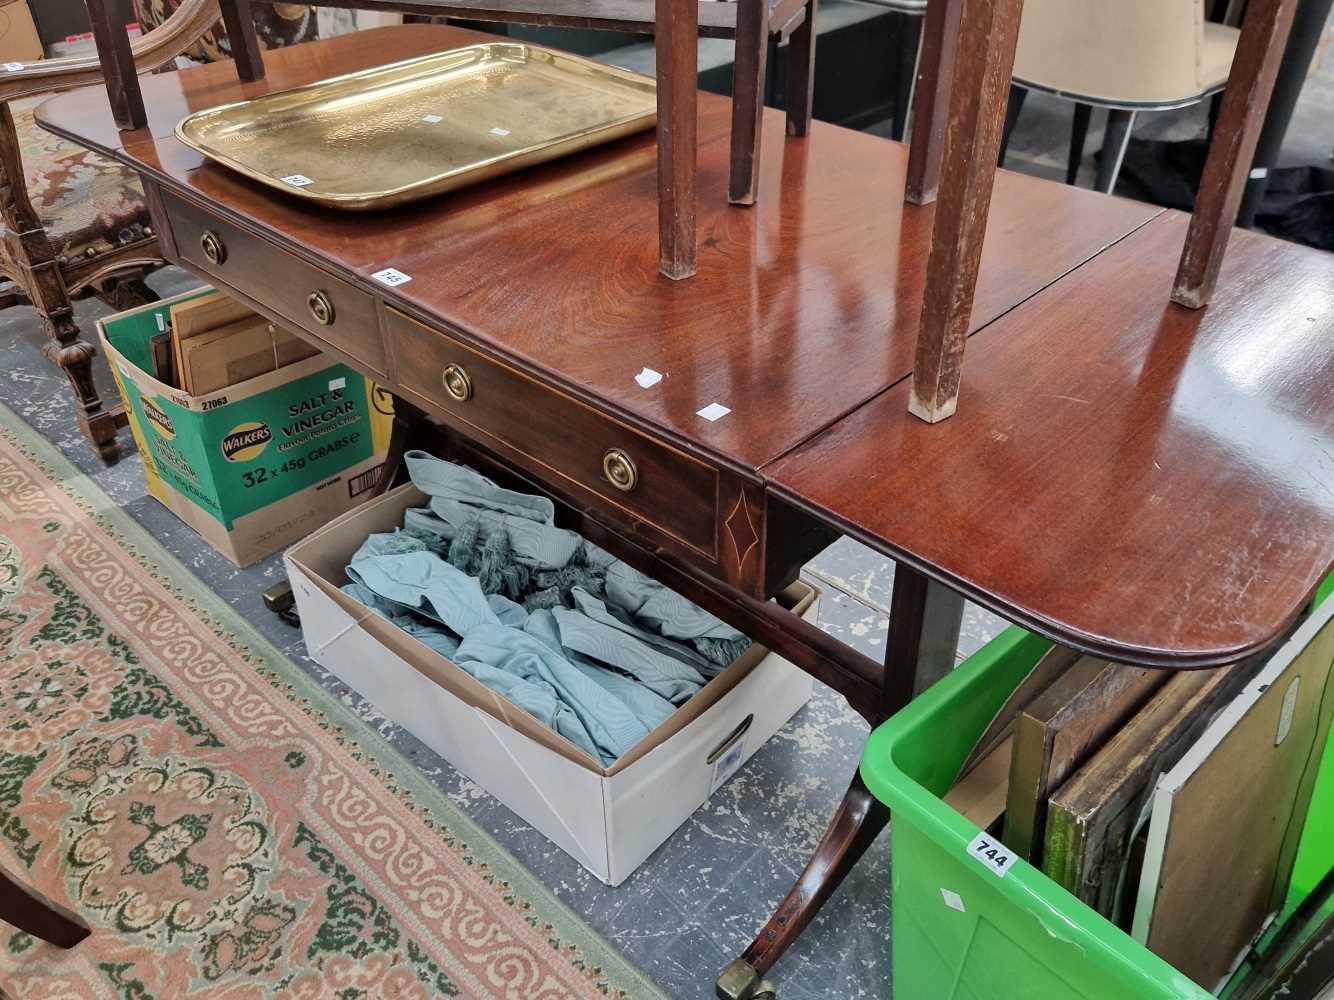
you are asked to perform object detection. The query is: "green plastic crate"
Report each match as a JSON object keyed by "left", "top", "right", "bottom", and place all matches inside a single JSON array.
[{"left": 861, "top": 627, "right": 1210, "bottom": 1000}]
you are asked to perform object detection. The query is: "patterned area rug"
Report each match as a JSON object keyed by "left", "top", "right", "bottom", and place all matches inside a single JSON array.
[{"left": 0, "top": 405, "right": 665, "bottom": 1000}]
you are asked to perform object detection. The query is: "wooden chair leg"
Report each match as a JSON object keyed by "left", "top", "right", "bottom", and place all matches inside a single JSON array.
[
  {"left": 728, "top": 0, "right": 770, "bottom": 205},
  {"left": 909, "top": 0, "right": 1024, "bottom": 424},
  {"left": 785, "top": 0, "right": 818, "bottom": 138},
  {"left": 84, "top": 0, "right": 147, "bottom": 130},
  {"left": 1067, "top": 101, "right": 1092, "bottom": 185},
  {"left": 0, "top": 866, "right": 90, "bottom": 949},
  {"left": 656, "top": 0, "right": 698, "bottom": 279},
  {"left": 217, "top": 0, "right": 266, "bottom": 82},
  {"left": 1171, "top": 0, "right": 1296, "bottom": 309},
  {"left": 904, "top": 0, "right": 964, "bottom": 205}
]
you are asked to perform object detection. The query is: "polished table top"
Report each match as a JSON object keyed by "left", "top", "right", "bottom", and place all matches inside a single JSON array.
[
  {"left": 772, "top": 211, "right": 1334, "bottom": 668},
  {"left": 36, "top": 25, "right": 1334, "bottom": 668}
]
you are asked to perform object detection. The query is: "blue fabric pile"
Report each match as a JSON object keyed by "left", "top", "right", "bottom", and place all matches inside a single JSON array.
[{"left": 341, "top": 452, "right": 752, "bottom": 765}]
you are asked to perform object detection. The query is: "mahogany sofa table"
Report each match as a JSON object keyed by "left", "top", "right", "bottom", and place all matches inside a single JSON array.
[{"left": 33, "top": 24, "right": 1334, "bottom": 999}]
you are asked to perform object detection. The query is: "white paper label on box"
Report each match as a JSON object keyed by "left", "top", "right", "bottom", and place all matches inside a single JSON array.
[
  {"left": 697, "top": 403, "right": 731, "bottom": 422},
  {"left": 281, "top": 174, "right": 315, "bottom": 187},
  {"left": 941, "top": 888, "right": 966, "bottom": 913},
  {"left": 329, "top": 376, "right": 347, "bottom": 392},
  {"left": 634, "top": 367, "right": 663, "bottom": 389},
  {"left": 371, "top": 267, "right": 412, "bottom": 287},
  {"left": 709, "top": 735, "right": 748, "bottom": 794},
  {"left": 2, "top": 63, "right": 24, "bottom": 72},
  {"left": 155, "top": 313, "right": 166, "bottom": 332},
  {"left": 422, "top": 114, "right": 443, "bottom": 124},
  {"left": 966, "top": 832, "right": 1018, "bottom": 878},
  {"left": 1250, "top": 167, "right": 1269, "bottom": 180},
  {"left": 490, "top": 127, "right": 511, "bottom": 137}
]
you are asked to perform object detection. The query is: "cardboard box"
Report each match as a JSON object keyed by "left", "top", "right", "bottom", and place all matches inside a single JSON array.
[
  {"left": 99, "top": 289, "right": 394, "bottom": 567},
  {"left": 285, "top": 483, "right": 818, "bottom": 885},
  {"left": 0, "top": 1, "right": 42, "bottom": 64}
]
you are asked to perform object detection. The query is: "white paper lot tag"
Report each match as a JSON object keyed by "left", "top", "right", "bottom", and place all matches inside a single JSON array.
[
  {"left": 697, "top": 403, "right": 731, "bottom": 422},
  {"left": 422, "top": 114, "right": 443, "bottom": 124},
  {"left": 371, "top": 267, "right": 412, "bottom": 287},
  {"left": 281, "top": 174, "right": 314, "bottom": 187},
  {"left": 634, "top": 367, "right": 663, "bottom": 389},
  {"left": 966, "top": 832, "right": 1018, "bottom": 878}
]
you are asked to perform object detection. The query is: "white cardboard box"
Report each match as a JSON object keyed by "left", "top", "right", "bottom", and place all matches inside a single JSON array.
[{"left": 285, "top": 483, "right": 817, "bottom": 885}]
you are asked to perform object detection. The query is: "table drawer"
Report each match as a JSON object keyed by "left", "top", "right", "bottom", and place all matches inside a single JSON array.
[
  {"left": 164, "top": 192, "right": 385, "bottom": 374},
  {"left": 386, "top": 308, "right": 719, "bottom": 558}
]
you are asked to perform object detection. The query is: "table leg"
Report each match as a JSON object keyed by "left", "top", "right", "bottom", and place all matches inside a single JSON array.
[
  {"left": 656, "top": 0, "right": 698, "bottom": 279},
  {"left": 83, "top": 0, "right": 146, "bottom": 131},
  {"left": 908, "top": 0, "right": 1024, "bottom": 423},
  {"left": 218, "top": 0, "right": 266, "bottom": 83},
  {"left": 1171, "top": 0, "right": 1296, "bottom": 309},
  {"left": 717, "top": 566, "right": 963, "bottom": 999},
  {"left": 0, "top": 865, "right": 90, "bottom": 948},
  {"left": 728, "top": 0, "right": 770, "bottom": 205},
  {"left": 904, "top": 0, "right": 963, "bottom": 205}
]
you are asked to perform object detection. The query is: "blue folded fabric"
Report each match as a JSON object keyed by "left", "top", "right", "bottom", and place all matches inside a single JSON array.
[{"left": 338, "top": 454, "right": 753, "bottom": 765}]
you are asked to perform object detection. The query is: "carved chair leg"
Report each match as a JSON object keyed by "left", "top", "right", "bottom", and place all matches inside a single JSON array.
[
  {"left": 784, "top": 0, "right": 818, "bottom": 138},
  {"left": 0, "top": 101, "right": 122, "bottom": 463},
  {"left": 1171, "top": 0, "right": 1296, "bottom": 309},
  {"left": 0, "top": 865, "right": 90, "bottom": 948},
  {"left": 41, "top": 318, "right": 122, "bottom": 465},
  {"left": 717, "top": 771, "right": 889, "bottom": 1000},
  {"left": 728, "top": 0, "right": 770, "bottom": 205}
]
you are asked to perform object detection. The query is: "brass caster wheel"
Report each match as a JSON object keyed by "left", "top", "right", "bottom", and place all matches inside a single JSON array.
[{"left": 716, "top": 960, "right": 777, "bottom": 1000}]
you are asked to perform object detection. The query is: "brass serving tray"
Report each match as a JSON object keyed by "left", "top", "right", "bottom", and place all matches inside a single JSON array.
[{"left": 175, "top": 43, "right": 657, "bottom": 210}]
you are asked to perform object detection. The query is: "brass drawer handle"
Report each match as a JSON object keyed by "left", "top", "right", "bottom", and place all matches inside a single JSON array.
[
  {"left": 602, "top": 448, "right": 638, "bottom": 493},
  {"left": 307, "top": 290, "right": 335, "bottom": 326},
  {"left": 200, "top": 231, "right": 226, "bottom": 266},
  {"left": 442, "top": 363, "right": 473, "bottom": 403}
]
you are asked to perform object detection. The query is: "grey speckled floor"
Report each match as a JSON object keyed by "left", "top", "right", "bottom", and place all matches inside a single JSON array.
[{"left": 3, "top": 28, "right": 1330, "bottom": 996}]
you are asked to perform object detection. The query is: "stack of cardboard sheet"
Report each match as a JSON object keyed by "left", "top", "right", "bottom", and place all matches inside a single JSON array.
[
  {"left": 150, "top": 291, "right": 319, "bottom": 394},
  {"left": 944, "top": 598, "right": 1334, "bottom": 995}
]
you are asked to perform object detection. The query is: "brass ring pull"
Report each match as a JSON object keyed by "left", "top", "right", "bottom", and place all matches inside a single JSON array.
[
  {"left": 602, "top": 448, "right": 638, "bottom": 493},
  {"left": 307, "top": 290, "right": 335, "bottom": 326},
  {"left": 442, "top": 363, "right": 473, "bottom": 403},
  {"left": 200, "top": 231, "right": 226, "bottom": 266}
]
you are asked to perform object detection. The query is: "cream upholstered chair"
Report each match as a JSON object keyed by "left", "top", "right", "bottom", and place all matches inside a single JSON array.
[{"left": 1002, "top": 0, "right": 1240, "bottom": 192}]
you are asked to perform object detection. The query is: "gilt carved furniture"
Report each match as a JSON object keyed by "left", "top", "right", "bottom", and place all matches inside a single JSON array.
[
  {"left": 0, "top": 0, "right": 322, "bottom": 463},
  {"left": 34, "top": 21, "right": 1334, "bottom": 998}
]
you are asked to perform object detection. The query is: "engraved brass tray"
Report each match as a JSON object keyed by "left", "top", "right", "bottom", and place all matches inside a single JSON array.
[{"left": 175, "top": 43, "right": 657, "bottom": 210}]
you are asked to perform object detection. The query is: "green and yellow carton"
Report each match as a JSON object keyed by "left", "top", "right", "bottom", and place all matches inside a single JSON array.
[{"left": 98, "top": 289, "right": 393, "bottom": 567}]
